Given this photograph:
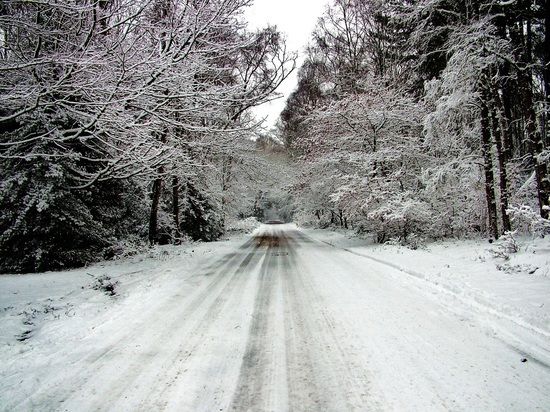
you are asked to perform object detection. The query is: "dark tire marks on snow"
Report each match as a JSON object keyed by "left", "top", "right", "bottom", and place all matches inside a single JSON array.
[
  {"left": 229, "top": 243, "right": 282, "bottom": 411},
  {"left": 229, "top": 228, "right": 375, "bottom": 411},
  {"left": 137, "top": 244, "right": 266, "bottom": 407},
  {"left": 280, "top": 235, "right": 375, "bottom": 410},
  {"left": 56, "top": 240, "right": 265, "bottom": 409}
]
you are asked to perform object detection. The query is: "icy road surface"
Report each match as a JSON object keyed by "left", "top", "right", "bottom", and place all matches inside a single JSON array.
[{"left": 2, "top": 224, "right": 550, "bottom": 411}]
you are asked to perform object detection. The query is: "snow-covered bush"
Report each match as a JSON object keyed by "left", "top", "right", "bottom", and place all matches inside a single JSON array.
[
  {"left": 360, "top": 195, "right": 432, "bottom": 244},
  {"left": 405, "top": 233, "right": 427, "bottom": 250},
  {"left": 498, "top": 231, "right": 520, "bottom": 254},
  {"left": 89, "top": 274, "right": 119, "bottom": 297},
  {"left": 496, "top": 263, "right": 539, "bottom": 275},
  {"left": 385, "top": 233, "right": 426, "bottom": 250},
  {"left": 291, "top": 209, "right": 321, "bottom": 228},
  {"left": 0, "top": 139, "right": 148, "bottom": 273},
  {"left": 489, "top": 231, "right": 519, "bottom": 260},
  {"left": 507, "top": 206, "right": 550, "bottom": 237},
  {"left": 103, "top": 235, "right": 150, "bottom": 261},
  {"left": 226, "top": 217, "right": 261, "bottom": 234}
]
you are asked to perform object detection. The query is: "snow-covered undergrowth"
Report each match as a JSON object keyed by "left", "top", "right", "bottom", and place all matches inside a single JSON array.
[{"left": 224, "top": 217, "right": 262, "bottom": 234}]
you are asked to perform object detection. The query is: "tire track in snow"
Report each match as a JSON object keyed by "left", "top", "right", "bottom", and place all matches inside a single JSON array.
[
  {"left": 44, "top": 242, "right": 264, "bottom": 411},
  {"left": 280, "top": 236, "right": 376, "bottom": 411},
  {"left": 280, "top": 241, "right": 326, "bottom": 410},
  {"left": 229, "top": 239, "right": 286, "bottom": 411},
  {"left": 137, "top": 244, "right": 267, "bottom": 409},
  {"left": 228, "top": 228, "right": 377, "bottom": 411}
]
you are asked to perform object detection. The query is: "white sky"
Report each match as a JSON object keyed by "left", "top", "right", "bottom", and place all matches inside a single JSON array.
[{"left": 243, "top": 0, "right": 328, "bottom": 130}]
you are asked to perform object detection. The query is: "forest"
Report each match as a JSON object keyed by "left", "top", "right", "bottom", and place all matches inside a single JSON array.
[
  {"left": 281, "top": 0, "right": 550, "bottom": 245},
  {"left": 1, "top": 0, "right": 549, "bottom": 273},
  {"left": 0, "top": 0, "right": 295, "bottom": 273}
]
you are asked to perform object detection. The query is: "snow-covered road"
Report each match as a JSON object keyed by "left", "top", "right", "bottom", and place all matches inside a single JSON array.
[{"left": 1, "top": 224, "right": 550, "bottom": 411}]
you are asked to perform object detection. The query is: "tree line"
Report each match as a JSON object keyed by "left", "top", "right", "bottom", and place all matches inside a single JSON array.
[
  {"left": 281, "top": 0, "right": 549, "bottom": 243},
  {"left": 0, "top": 0, "right": 295, "bottom": 273}
]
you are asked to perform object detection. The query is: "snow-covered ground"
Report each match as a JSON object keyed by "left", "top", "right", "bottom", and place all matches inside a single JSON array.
[
  {"left": 1, "top": 224, "right": 549, "bottom": 411},
  {"left": 307, "top": 228, "right": 550, "bottom": 365}
]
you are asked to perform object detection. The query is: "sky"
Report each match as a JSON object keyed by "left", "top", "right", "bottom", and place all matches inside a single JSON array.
[{"left": 243, "top": 0, "right": 329, "bottom": 130}]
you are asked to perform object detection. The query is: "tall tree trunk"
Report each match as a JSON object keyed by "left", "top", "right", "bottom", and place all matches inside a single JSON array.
[
  {"left": 148, "top": 129, "right": 167, "bottom": 244},
  {"left": 481, "top": 95, "right": 499, "bottom": 240},
  {"left": 338, "top": 209, "right": 345, "bottom": 227},
  {"left": 220, "top": 155, "right": 233, "bottom": 230},
  {"left": 508, "top": 0, "right": 550, "bottom": 219},
  {"left": 149, "top": 175, "right": 163, "bottom": 244},
  {"left": 545, "top": 0, "right": 550, "bottom": 147},
  {"left": 172, "top": 176, "right": 182, "bottom": 244},
  {"left": 528, "top": 116, "right": 550, "bottom": 219},
  {"left": 517, "top": 11, "right": 550, "bottom": 219},
  {"left": 491, "top": 90, "right": 512, "bottom": 233}
]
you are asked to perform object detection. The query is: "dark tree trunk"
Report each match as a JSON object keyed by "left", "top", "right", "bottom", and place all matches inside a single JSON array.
[
  {"left": 517, "top": 27, "right": 550, "bottom": 218},
  {"left": 148, "top": 129, "right": 167, "bottom": 244},
  {"left": 220, "top": 156, "right": 233, "bottom": 230},
  {"left": 530, "top": 121, "right": 550, "bottom": 219},
  {"left": 149, "top": 176, "right": 163, "bottom": 245},
  {"left": 481, "top": 95, "right": 499, "bottom": 240},
  {"left": 172, "top": 176, "right": 182, "bottom": 244},
  {"left": 507, "top": 0, "right": 550, "bottom": 219},
  {"left": 491, "top": 90, "right": 512, "bottom": 233},
  {"left": 500, "top": 86, "right": 519, "bottom": 158},
  {"left": 545, "top": 0, "right": 550, "bottom": 147}
]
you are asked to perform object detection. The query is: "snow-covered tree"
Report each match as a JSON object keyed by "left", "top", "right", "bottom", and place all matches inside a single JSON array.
[
  {"left": 0, "top": 0, "right": 296, "bottom": 271},
  {"left": 282, "top": 0, "right": 549, "bottom": 241}
]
